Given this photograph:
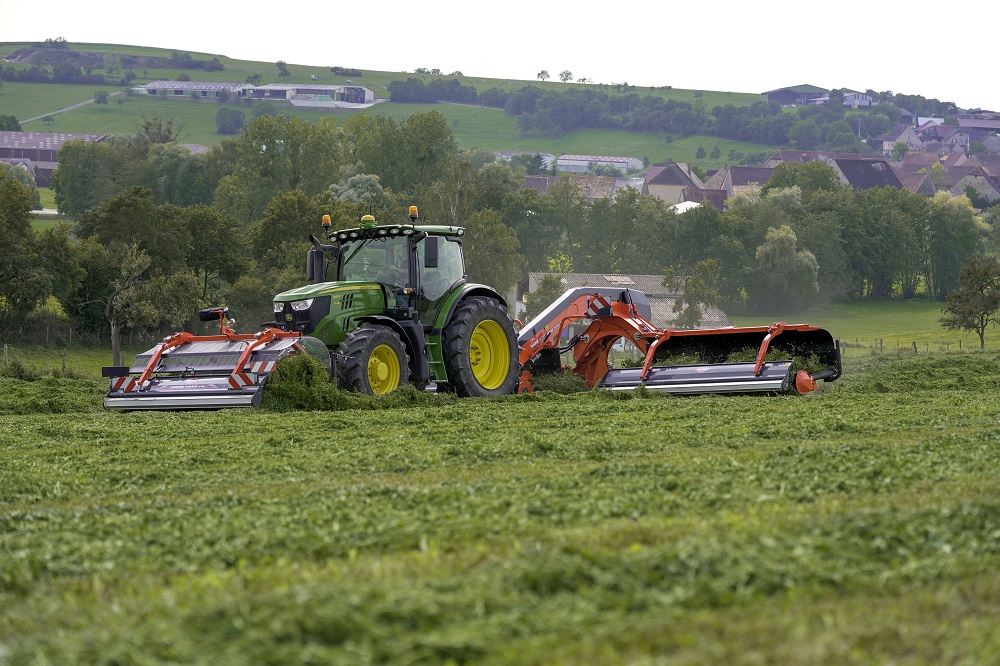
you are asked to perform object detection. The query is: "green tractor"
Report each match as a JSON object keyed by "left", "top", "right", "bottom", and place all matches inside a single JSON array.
[
  {"left": 270, "top": 207, "right": 519, "bottom": 396},
  {"left": 100, "top": 206, "right": 842, "bottom": 410}
]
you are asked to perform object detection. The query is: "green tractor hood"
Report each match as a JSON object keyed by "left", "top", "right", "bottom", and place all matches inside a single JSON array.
[{"left": 271, "top": 280, "right": 387, "bottom": 343}]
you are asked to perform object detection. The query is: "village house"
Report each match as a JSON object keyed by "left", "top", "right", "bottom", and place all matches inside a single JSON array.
[
  {"left": 703, "top": 166, "right": 774, "bottom": 198},
  {"left": 642, "top": 163, "right": 706, "bottom": 204},
  {"left": 874, "top": 124, "right": 921, "bottom": 156},
  {"left": 829, "top": 158, "right": 904, "bottom": 191}
]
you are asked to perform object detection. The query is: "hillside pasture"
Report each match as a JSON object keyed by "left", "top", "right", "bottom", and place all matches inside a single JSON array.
[
  {"left": 3, "top": 41, "right": 760, "bottom": 107},
  {"left": 0, "top": 81, "right": 101, "bottom": 121},
  {"left": 3, "top": 43, "right": 767, "bottom": 165},
  {"left": 15, "top": 90, "right": 772, "bottom": 167}
]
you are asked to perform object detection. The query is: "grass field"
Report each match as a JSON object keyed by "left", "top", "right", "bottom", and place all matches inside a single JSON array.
[
  {"left": 732, "top": 300, "right": 978, "bottom": 354},
  {"left": 1, "top": 346, "right": 999, "bottom": 663},
  {"left": 12, "top": 90, "right": 772, "bottom": 169}
]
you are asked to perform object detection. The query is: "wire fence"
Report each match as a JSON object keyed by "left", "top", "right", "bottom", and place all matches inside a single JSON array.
[{"left": 840, "top": 337, "right": 984, "bottom": 355}]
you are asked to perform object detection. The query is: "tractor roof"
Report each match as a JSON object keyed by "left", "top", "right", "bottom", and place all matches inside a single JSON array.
[{"left": 328, "top": 224, "right": 466, "bottom": 243}]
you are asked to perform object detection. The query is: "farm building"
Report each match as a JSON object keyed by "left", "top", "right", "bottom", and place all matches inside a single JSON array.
[
  {"left": 132, "top": 81, "right": 244, "bottom": 98},
  {"left": 133, "top": 81, "right": 378, "bottom": 108},
  {"left": 555, "top": 155, "right": 643, "bottom": 174},
  {"left": 0, "top": 130, "right": 108, "bottom": 187},
  {"left": 497, "top": 151, "right": 556, "bottom": 170},
  {"left": 760, "top": 84, "right": 828, "bottom": 106}
]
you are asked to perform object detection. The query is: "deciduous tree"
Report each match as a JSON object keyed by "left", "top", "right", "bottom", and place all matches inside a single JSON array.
[
  {"left": 762, "top": 161, "right": 843, "bottom": 195},
  {"left": 0, "top": 170, "right": 50, "bottom": 327},
  {"left": 941, "top": 256, "right": 1000, "bottom": 348},
  {"left": 51, "top": 139, "right": 127, "bottom": 216},
  {"left": 461, "top": 209, "right": 525, "bottom": 295},
  {"left": 523, "top": 273, "right": 564, "bottom": 322},
  {"left": 182, "top": 204, "right": 247, "bottom": 297},
  {"left": 749, "top": 225, "right": 819, "bottom": 312},
  {"left": 75, "top": 186, "right": 191, "bottom": 273},
  {"left": 215, "top": 107, "right": 245, "bottom": 135},
  {"left": 663, "top": 258, "right": 723, "bottom": 329}
]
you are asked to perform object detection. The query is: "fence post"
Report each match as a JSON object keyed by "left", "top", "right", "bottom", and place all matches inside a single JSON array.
[
  {"left": 913, "top": 341, "right": 918, "bottom": 353},
  {"left": 3, "top": 344, "right": 6, "bottom": 369},
  {"left": 62, "top": 348, "right": 67, "bottom": 374}
]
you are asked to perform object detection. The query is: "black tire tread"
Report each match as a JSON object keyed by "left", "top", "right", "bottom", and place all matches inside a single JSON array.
[
  {"left": 443, "top": 297, "right": 518, "bottom": 397},
  {"left": 337, "top": 325, "right": 410, "bottom": 394}
]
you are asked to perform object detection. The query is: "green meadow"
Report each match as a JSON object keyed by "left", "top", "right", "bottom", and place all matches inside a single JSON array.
[
  {"left": 11, "top": 88, "right": 767, "bottom": 168},
  {"left": 1, "top": 302, "right": 999, "bottom": 664},
  {"left": 1, "top": 345, "right": 999, "bottom": 663}
]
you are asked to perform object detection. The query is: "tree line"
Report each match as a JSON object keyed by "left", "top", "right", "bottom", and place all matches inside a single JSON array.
[
  {"left": 502, "top": 160, "right": 988, "bottom": 313},
  {"left": 2, "top": 109, "right": 995, "bottom": 355},
  {"left": 388, "top": 77, "right": 964, "bottom": 155}
]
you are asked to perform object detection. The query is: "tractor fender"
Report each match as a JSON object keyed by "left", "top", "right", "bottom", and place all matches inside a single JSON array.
[
  {"left": 355, "top": 315, "right": 429, "bottom": 383},
  {"left": 433, "top": 284, "right": 509, "bottom": 334}
]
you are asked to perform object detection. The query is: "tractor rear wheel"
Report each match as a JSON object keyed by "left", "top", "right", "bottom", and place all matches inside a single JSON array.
[
  {"left": 443, "top": 297, "right": 518, "bottom": 397},
  {"left": 337, "top": 325, "right": 410, "bottom": 395}
]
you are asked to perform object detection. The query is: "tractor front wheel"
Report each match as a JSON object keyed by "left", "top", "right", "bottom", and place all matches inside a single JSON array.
[
  {"left": 443, "top": 297, "right": 518, "bottom": 397},
  {"left": 337, "top": 326, "right": 410, "bottom": 395}
]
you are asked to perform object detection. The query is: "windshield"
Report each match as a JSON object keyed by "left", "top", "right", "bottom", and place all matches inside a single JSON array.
[{"left": 339, "top": 235, "right": 409, "bottom": 285}]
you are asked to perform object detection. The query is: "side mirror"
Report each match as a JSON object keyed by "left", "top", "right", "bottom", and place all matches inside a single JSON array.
[{"left": 424, "top": 235, "right": 439, "bottom": 269}]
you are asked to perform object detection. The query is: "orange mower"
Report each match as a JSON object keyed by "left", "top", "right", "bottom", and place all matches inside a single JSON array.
[{"left": 517, "top": 287, "right": 841, "bottom": 395}]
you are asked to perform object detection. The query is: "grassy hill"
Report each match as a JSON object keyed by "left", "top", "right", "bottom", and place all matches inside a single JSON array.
[{"left": 0, "top": 41, "right": 767, "bottom": 167}]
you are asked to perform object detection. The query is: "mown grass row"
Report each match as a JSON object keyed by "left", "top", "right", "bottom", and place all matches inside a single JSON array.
[{"left": 1, "top": 352, "right": 999, "bottom": 662}]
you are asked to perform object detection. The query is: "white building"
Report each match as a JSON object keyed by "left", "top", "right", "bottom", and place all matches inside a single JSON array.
[
  {"left": 133, "top": 81, "right": 378, "bottom": 108},
  {"left": 555, "top": 154, "right": 643, "bottom": 174}
]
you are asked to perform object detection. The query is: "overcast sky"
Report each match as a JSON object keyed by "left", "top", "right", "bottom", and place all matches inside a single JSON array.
[{"left": 4, "top": 0, "right": 998, "bottom": 113}]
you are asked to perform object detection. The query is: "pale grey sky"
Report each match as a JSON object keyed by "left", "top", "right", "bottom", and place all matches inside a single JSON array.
[{"left": 3, "top": 0, "right": 998, "bottom": 112}]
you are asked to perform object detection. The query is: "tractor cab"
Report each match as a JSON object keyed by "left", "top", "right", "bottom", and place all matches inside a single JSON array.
[
  {"left": 271, "top": 208, "right": 469, "bottom": 338},
  {"left": 334, "top": 214, "right": 466, "bottom": 319},
  {"left": 268, "top": 208, "right": 518, "bottom": 396}
]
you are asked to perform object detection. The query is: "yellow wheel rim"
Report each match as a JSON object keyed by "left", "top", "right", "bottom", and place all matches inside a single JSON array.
[
  {"left": 367, "top": 344, "right": 401, "bottom": 394},
  {"left": 469, "top": 320, "right": 509, "bottom": 390}
]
